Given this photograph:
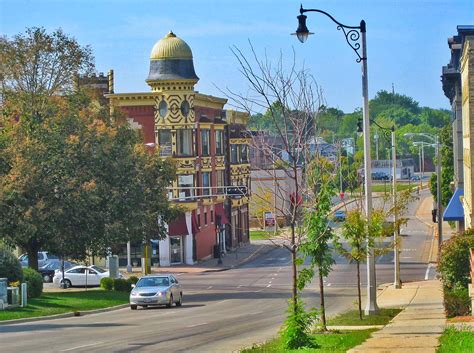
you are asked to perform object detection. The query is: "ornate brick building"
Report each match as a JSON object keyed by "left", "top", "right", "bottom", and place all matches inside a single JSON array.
[{"left": 106, "top": 32, "right": 250, "bottom": 266}]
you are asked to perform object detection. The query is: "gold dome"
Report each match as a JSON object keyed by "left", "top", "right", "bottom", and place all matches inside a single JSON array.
[{"left": 150, "top": 31, "right": 193, "bottom": 60}]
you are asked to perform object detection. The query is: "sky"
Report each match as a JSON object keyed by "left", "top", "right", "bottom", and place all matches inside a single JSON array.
[{"left": 1, "top": 0, "right": 473, "bottom": 113}]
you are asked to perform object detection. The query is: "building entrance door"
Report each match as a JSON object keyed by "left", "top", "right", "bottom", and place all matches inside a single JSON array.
[{"left": 170, "top": 236, "right": 183, "bottom": 264}]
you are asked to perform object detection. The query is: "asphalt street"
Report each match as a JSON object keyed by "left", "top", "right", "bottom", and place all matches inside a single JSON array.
[{"left": 0, "top": 191, "right": 435, "bottom": 353}]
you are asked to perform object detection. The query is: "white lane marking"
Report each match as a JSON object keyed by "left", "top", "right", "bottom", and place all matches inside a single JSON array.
[
  {"left": 60, "top": 342, "right": 104, "bottom": 352},
  {"left": 237, "top": 284, "right": 243, "bottom": 288},
  {"left": 269, "top": 281, "right": 272, "bottom": 284},
  {"left": 187, "top": 322, "right": 208, "bottom": 328},
  {"left": 266, "top": 284, "right": 272, "bottom": 288},
  {"left": 326, "top": 283, "right": 332, "bottom": 287},
  {"left": 425, "top": 263, "right": 432, "bottom": 280},
  {"left": 206, "top": 286, "right": 213, "bottom": 289}
]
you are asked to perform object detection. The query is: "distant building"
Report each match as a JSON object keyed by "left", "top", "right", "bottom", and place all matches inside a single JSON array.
[
  {"left": 441, "top": 26, "right": 474, "bottom": 230},
  {"left": 106, "top": 32, "right": 250, "bottom": 266},
  {"left": 370, "top": 159, "right": 415, "bottom": 180}
]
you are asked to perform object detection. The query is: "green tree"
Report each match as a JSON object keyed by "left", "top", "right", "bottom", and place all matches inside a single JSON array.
[
  {"left": 429, "top": 125, "right": 454, "bottom": 207},
  {"left": 0, "top": 27, "right": 94, "bottom": 120},
  {"left": 369, "top": 90, "right": 421, "bottom": 120},
  {"left": 299, "top": 157, "right": 336, "bottom": 331},
  {"left": 336, "top": 207, "right": 387, "bottom": 320}
]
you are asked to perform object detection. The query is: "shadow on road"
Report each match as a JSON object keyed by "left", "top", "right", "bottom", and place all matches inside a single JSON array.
[{"left": 0, "top": 322, "right": 131, "bottom": 334}]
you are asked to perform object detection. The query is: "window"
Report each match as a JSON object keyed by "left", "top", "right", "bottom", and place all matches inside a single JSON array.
[
  {"left": 231, "top": 144, "right": 239, "bottom": 164},
  {"left": 202, "top": 172, "right": 211, "bottom": 196},
  {"left": 216, "top": 170, "right": 225, "bottom": 194},
  {"left": 204, "top": 212, "right": 208, "bottom": 225},
  {"left": 240, "top": 144, "right": 249, "bottom": 163},
  {"left": 201, "top": 129, "right": 210, "bottom": 156},
  {"left": 178, "top": 175, "right": 194, "bottom": 201},
  {"left": 158, "top": 130, "right": 172, "bottom": 156},
  {"left": 197, "top": 214, "right": 201, "bottom": 227},
  {"left": 177, "top": 129, "right": 193, "bottom": 156},
  {"left": 211, "top": 210, "right": 214, "bottom": 223},
  {"left": 215, "top": 130, "right": 224, "bottom": 155}
]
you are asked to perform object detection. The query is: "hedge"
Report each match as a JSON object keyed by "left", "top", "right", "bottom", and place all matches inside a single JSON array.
[{"left": 22, "top": 268, "right": 43, "bottom": 298}]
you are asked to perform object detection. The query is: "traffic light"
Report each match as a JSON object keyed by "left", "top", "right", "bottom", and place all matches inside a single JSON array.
[
  {"left": 432, "top": 209, "right": 437, "bottom": 223},
  {"left": 357, "top": 118, "right": 363, "bottom": 133}
]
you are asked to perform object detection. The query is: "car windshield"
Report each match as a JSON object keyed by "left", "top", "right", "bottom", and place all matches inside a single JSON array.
[
  {"left": 136, "top": 277, "right": 170, "bottom": 288},
  {"left": 90, "top": 265, "right": 106, "bottom": 273},
  {"left": 42, "top": 262, "right": 59, "bottom": 270}
]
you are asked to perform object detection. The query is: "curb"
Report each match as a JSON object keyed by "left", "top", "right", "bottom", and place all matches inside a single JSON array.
[{"left": 0, "top": 303, "right": 129, "bottom": 326}]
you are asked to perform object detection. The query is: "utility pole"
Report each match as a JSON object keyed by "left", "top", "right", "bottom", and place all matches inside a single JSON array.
[
  {"left": 436, "top": 136, "right": 443, "bottom": 254},
  {"left": 392, "top": 127, "right": 401, "bottom": 288}
]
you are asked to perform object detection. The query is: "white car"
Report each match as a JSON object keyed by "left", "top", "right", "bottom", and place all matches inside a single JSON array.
[{"left": 53, "top": 265, "right": 113, "bottom": 288}]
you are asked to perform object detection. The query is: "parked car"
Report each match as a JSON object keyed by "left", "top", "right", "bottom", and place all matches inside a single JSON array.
[
  {"left": 18, "top": 251, "right": 60, "bottom": 268},
  {"left": 38, "top": 261, "right": 77, "bottom": 283},
  {"left": 52, "top": 265, "right": 114, "bottom": 288},
  {"left": 410, "top": 175, "right": 421, "bottom": 181},
  {"left": 372, "top": 172, "right": 390, "bottom": 181},
  {"left": 129, "top": 274, "right": 183, "bottom": 310},
  {"left": 333, "top": 210, "right": 346, "bottom": 222}
]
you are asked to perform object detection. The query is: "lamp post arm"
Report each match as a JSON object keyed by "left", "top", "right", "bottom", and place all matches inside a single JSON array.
[{"left": 300, "top": 5, "right": 366, "bottom": 62}]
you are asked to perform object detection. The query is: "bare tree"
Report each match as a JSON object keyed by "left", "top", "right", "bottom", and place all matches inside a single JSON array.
[{"left": 224, "top": 44, "right": 324, "bottom": 316}]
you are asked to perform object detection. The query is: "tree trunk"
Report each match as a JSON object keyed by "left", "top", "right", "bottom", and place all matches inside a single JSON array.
[
  {"left": 28, "top": 248, "right": 39, "bottom": 271},
  {"left": 291, "top": 222, "right": 298, "bottom": 314},
  {"left": 319, "top": 268, "right": 327, "bottom": 331},
  {"left": 357, "top": 260, "right": 362, "bottom": 320}
]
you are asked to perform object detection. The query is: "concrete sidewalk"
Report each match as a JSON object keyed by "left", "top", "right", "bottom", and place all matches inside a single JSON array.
[
  {"left": 349, "top": 280, "right": 446, "bottom": 353},
  {"left": 121, "top": 241, "right": 275, "bottom": 276}
]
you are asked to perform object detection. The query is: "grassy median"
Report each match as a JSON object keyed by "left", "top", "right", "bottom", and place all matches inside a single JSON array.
[
  {"left": 327, "top": 308, "right": 402, "bottom": 326},
  {"left": 242, "top": 329, "right": 376, "bottom": 353},
  {"left": 437, "top": 326, "right": 474, "bottom": 353},
  {"left": 0, "top": 290, "right": 129, "bottom": 321},
  {"left": 250, "top": 230, "right": 271, "bottom": 240}
]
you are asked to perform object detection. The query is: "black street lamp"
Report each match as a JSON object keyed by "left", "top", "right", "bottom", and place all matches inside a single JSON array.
[{"left": 293, "top": 4, "right": 379, "bottom": 314}]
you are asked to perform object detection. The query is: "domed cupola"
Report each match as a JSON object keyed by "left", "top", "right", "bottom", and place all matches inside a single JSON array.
[{"left": 146, "top": 31, "right": 199, "bottom": 89}]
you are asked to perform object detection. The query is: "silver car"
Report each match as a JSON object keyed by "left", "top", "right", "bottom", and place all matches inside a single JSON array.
[{"left": 129, "top": 274, "right": 183, "bottom": 310}]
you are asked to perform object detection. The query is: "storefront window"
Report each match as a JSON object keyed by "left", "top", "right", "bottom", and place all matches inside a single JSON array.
[
  {"left": 201, "top": 129, "right": 210, "bottom": 156},
  {"left": 217, "top": 170, "right": 225, "bottom": 194},
  {"left": 215, "top": 130, "right": 224, "bottom": 155},
  {"left": 202, "top": 172, "right": 211, "bottom": 196},
  {"left": 240, "top": 144, "right": 248, "bottom": 163},
  {"left": 177, "top": 129, "right": 194, "bottom": 156},
  {"left": 231, "top": 144, "right": 239, "bottom": 164},
  {"left": 157, "top": 130, "right": 172, "bottom": 156},
  {"left": 178, "top": 174, "right": 194, "bottom": 201}
]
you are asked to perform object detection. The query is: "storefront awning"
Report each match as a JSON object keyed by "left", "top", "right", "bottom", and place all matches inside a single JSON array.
[
  {"left": 443, "top": 188, "right": 464, "bottom": 221},
  {"left": 169, "top": 214, "right": 188, "bottom": 236}
]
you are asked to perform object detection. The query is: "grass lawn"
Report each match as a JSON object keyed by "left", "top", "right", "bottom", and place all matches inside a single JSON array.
[
  {"left": 0, "top": 290, "right": 129, "bottom": 321},
  {"left": 437, "top": 326, "right": 474, "bottom": 353},
  {"left": 250, "top": 230, "right": 271, "bottom": 240},
  {"left": 241, "top": 329, "right": 376, "bottom": 353},
  {"left": 327, "top": 308, "right": 402, "bottom": 326},
  {"left": 354, "top": 183, "right": 415, "bottom": 193}
]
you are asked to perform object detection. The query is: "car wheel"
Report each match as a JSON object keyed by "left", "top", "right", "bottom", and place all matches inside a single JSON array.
[
  {"left": 176, "top": 293, "right": 183, "bottom": 307},
  {"left": 130, "top": 305, "right": 137, "bottom": 310},
  {"left": 142, "top": 305, "right": 148, "bottom": 308},
  {"left": 61, "top": 279, "right": 72, "bottom": 289},
  {"left": 166, "top": 294, "right": 173, "bottom": 308},
  {"left": 43, "top": 274, "right": 51, "bottom": 283}
]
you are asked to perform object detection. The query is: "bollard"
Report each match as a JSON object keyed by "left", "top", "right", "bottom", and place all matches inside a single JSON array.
[{"left": 21, "top": 283, "right": 27, "bottom": 307}]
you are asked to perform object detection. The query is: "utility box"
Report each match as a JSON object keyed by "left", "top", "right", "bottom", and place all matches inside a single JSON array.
[
  {"left": 7, "top": 287, "right": 19, "bottom": 306},
  {"left": 107, "top": 255, "right": 119, "bottom": 278},
  {"left": 0, "top": 278, "right": 7, "bottom": 310}
]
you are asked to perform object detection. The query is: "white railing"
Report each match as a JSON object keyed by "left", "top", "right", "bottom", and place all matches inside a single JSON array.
[{"left": 166, "top": 185, "right": 248, "bottom": 202}]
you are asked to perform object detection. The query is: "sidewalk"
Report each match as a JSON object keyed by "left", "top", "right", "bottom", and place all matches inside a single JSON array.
[
  {"left": 348, "top": 279, "right": 446, "bottom": 353},
  {"left": 121, "top": 241, "right": 276, "bottom": 276}
]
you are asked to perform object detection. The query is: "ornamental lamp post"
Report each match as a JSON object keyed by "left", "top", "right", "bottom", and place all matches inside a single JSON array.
[
  {"left": 293, "top": 4, "right": 379, "bottom": 315},
  {"left": 404, "top": 133, "right": 442, "bottom": 253}
]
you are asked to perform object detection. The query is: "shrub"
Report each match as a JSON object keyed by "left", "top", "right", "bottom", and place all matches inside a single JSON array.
[
  {"left": 443, "top": 286, "right": 471, "bottom": 317},
  {"left": 280, "top": 298, "right": 318, "bottom": 350},
  {"left": 0, "top": 244, "right": 23, "bottom": 283},
  {"left": 438, "top": 230, "right": 474, "bottom": 289},
  {"left": 127, "top": 276, "right": 139, "bottom": 285},
  {"left": 113, "top": 278, "right": 131, "bottom": 292},
  {"left": 22, "top": 268, "right": 43, "bottom": 298},
  {"left": 100, "top": 277, "right": 114, "bottom": 291}
]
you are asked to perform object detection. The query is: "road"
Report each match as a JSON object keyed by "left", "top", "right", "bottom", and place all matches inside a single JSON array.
[{"left": 0, "top": 191, "right": 435, "bottom": 352}]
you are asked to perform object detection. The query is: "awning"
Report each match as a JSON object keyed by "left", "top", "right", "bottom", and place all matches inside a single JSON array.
[
  {"left": 215, "top": 203, "right": 229, "bottom": 225},
  {"left": 443, "top": 188, "right": 464, "bottom": 221},
  {"left": 169, "top": 214, "right": 188, "bottom": 236}
]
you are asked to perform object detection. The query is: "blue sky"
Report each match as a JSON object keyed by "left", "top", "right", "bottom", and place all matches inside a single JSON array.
[{"left": 1, "top": 0, "right": 473, "bottom": 113}]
